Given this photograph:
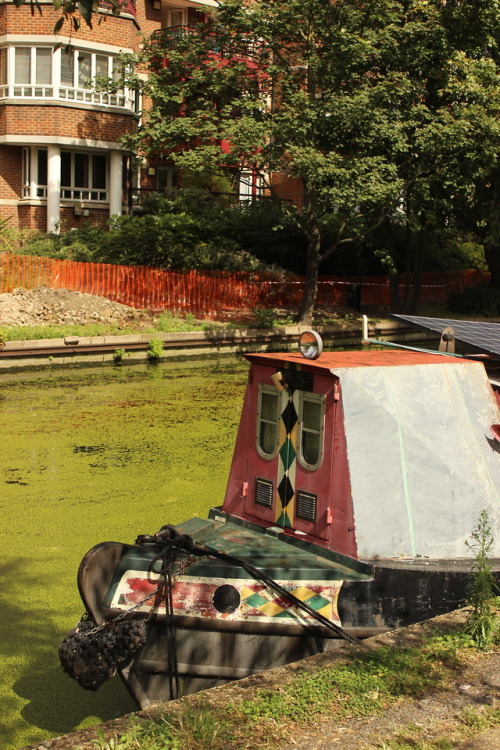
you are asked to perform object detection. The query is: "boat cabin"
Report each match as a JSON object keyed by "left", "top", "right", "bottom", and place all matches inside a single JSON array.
[{"left": 222, "top": 340, "right": 500, "bottom": 561}]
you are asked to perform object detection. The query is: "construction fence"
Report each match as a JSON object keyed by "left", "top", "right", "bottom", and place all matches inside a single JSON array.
[{"left": 0, "top": 253, "right": 491, "bottom": 321}]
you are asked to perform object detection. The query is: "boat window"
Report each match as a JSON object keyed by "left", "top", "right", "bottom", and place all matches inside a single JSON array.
[
  {"left": 256, "top": 385, "right": 279, "bottom": 459},
  {"left": 298, "top": 392, "right": 325, "bottom": 470}
]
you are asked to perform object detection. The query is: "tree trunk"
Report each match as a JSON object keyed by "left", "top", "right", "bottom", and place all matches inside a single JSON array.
[
  {"left": 484, "top": 244, "right": 500, "bottom": 288},
  {"left": 409, "top": 226, "right": 424, "bottom": 314},
  {"left": 296, "top": 221, "right": 321, "bottom": 325}
]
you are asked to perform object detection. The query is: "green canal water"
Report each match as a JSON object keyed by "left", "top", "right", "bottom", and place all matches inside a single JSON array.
[{"left": 0, "top": 360, "right": 249, "bottom": 750}]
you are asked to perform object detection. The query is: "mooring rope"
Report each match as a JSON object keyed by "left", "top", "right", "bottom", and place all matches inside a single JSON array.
[
  {"left": 59, "top": 523, "right": 360, "bottom": 693},
  {"left": 137, "top": 524, "right": 360, "bottom": 645}
]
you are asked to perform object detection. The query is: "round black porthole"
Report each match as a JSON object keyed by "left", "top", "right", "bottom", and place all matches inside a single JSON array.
[{"left": 213, "top": 584, "right": 241, "bottom": 614}]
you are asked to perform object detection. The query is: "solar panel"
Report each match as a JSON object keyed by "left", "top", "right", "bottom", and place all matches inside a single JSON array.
[{"left": 390, "top": 315, "right": 500, "bottom": 358}]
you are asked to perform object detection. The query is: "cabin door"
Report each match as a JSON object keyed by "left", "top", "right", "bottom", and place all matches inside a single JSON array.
[{"left": 243, "top": 374, "right": 332, "bottom": 543}]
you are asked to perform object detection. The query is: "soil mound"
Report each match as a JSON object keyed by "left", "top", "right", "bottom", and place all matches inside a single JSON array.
[{"left": 0, "top": 287, "right": 144, "bottom": 327}]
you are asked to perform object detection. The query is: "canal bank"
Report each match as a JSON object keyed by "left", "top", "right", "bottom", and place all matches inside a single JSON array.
[
  {"left": 0, "top": 319, "right": 428, "bottom": 371},
  {"left": 20, "top": 607, "right": 500, "bottom": 750}
]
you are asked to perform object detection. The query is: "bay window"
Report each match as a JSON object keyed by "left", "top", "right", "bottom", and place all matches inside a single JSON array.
[
  {"left": 22, "top": 148, "right": 108, "bottom": 203},
  {"left": 22, "top": 148, "right": 48, "bottom": 198},
  {"left": 61, "top": 152, "right": 108, "bottom": 201},
  {"left": 14, "top": 47, "right": 52, "bottom": 97},
  {"left": 0, "top": 45, "right": 134, "bottom": 110}
]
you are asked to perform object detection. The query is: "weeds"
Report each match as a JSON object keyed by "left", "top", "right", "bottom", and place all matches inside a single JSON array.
[
  {"left": 252, "top": 308, "right": 277, "bottom": 328},
  {"left": 87, "top": 631, "right": 498, "bottom": 750},
  {"left": 147, "top": 338, "right": 164, "bottom": 362},
  {"left": 91, "top": 699, "right": 230, "bottom": 750},
  {"left": 146, "top": 311, "right": 206, "bottom": 333},
  {"left": 465, "top": 509, "right": 499, "bottom": 649},
  {"left": 112, "top": 348, "right": 127, "bottom": 364}
]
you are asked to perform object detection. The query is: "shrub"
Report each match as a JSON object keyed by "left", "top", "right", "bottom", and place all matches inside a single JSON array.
[
  {"left": 253, "top": 308, "right": 277, "bottom": 329},
  {"left": 448, "top": 284, "right": 500, "bottom": 316},
  {"left": 147, "top": 338, "right": 164, "bottom": 362},
  {"left": 112, "top": 348, "right": 126, "bottom": 364},
  {"left": 465, "top": 510, "right": 499, "bottom": 649}
]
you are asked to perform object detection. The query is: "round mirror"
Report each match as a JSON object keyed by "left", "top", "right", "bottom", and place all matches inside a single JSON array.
[{"left": 298, "top": 330, "right": 323, "bottom": 360}]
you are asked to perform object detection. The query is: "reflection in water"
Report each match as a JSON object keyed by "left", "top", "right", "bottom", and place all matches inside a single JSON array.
[{"left": 0, "top": 360, "right": 248, "bottom": 749}]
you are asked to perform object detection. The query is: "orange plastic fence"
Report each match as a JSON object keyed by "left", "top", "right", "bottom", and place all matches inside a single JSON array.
[{"left": 0, "top": 253, "right": 491, "bottom": 320}]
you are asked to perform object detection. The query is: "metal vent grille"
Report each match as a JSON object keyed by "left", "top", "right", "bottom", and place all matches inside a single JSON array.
[
  {"left": 296, "top": 490, "right": 317, "bottom": 522},
  {"left": 255, "top": 477, "right": 273, "bottom": 508}
]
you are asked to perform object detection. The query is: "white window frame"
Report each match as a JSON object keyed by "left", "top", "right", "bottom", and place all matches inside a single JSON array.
[
  {"left": 22, "top": 148, "right": 48, "bottom": 199},
  {"left": 22, "top": 148, "right": 108, "bottom": 203},
  {"left": 297, "top": 391, "right": 325, "bottom": 471},
  {"left": 60, "top": 151, "right": 108, "bottom": 203},
  {"left": 162, "top": 6, "right": 187, "bottom": 28},
  {"left": 0, "top": 45, "right": 135, "bottom": 111},
  {"left": 239, "top": 170, "right": 263, "bottom": 202},
  {"left": 157, "top": 165, "right": 177, "bottom": 193},
  {"left": 256, "top": 384, "right": 280, "bottom": 460}
]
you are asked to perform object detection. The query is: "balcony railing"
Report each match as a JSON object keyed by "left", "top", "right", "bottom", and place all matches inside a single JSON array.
[
  {"left": 99, "top": 0, "right": 136, "bottom": 18},
  {"left": 0, "top": 83, "right": 135, "bottom": 111},
  {"left": 150, "top": 26, "right": 266, "bottom": 62}
]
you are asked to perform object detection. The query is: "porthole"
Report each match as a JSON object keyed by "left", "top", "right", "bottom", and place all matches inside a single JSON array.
[{"left": 213, "top": 584, "right": 241, "bottom": 614}]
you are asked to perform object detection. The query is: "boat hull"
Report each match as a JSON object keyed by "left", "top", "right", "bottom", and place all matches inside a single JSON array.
[{"left": 76, "top": 519, "right": 499, "bottom": 708}]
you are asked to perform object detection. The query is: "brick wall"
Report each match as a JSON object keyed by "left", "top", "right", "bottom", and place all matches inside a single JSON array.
[
  {"left": 0, "top": 5, "right": 141, "bottom": 50},
  {"left": 270, "top": 172, "right": 304, "bottom": 208},
  {"left": 0, "top": 144, "right": 21, "bottom": 199},
  {"left": 0, "top": 104, "right": 136, "bottom": 141}
]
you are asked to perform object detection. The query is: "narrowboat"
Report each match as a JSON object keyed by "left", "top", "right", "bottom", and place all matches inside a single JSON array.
[{"left": 61, "top": 331, "right": 500, "bottom": 708}]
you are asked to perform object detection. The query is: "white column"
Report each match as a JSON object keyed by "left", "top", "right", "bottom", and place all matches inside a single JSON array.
[
  {"left": 47, "top": 145, "right": 61, "bottom": 233},
  {"left": 29, "top": 148, "right": 37, "bottom": 200},
  {"left": 109, "top": 151, "right": 123, "bottom": 217}
]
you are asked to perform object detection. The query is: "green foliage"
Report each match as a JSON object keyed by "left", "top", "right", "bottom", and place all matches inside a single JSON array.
[
  {"left": 252, "top": 308, "right": 276, "bottom": 329},
  {"left": 112, "top": 348, "right": 126, "bottom": 364},
  {"left": 115, "top": 0, "right": 500, "bottom": 320},
  {"left": 448, "top": 284, "right": 500, "bottom": 316},
  {"left": 149, "top": 311, "right": 204, "bottom": 333},
  {"left": 465, "top": 510, "right": 499, "bottom": 649},
  {"left": 97, "top": 633, "right": 484, "bottom": 750},
  {"left": 147, "top": 338, "right": 164, "bottom": 362},
  {"left": 92, "top": 700, "right": 230, "bottom": 750},
  {"left": 18, "top": 195, "right": 295, "bottom": 273}
]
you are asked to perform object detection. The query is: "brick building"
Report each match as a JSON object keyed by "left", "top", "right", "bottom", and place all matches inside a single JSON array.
[
  {"left": 0, "top": 0, "right": 219, "bottom": 233},
  {"left": 0, "top": 0, "right": 302, "bottom": 235}
]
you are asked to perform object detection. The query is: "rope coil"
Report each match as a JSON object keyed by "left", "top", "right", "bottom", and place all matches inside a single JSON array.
[{"left": 59, "top": 523, "right": 359, "bottom": 693}]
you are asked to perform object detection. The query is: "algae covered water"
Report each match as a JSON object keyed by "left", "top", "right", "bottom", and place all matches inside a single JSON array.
[{"left": 0, "top": 360, "right": 248, "bottom": 750}]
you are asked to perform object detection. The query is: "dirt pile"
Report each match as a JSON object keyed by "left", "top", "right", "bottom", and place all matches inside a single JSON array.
[{"left": 0, "top": 287, "right": 146, "bottom": 327}]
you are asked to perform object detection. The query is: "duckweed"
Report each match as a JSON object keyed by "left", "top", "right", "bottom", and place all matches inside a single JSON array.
[{"left": 0, "top": 360, "right": 248, "bottom": 750}]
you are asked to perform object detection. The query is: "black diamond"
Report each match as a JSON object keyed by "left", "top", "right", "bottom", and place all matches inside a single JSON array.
[
  {"left": 277, "top": 475, "right": 294, "bottom": 507},
  {"left": 281, "top": 399, "right": 298, "bottom": 434}
]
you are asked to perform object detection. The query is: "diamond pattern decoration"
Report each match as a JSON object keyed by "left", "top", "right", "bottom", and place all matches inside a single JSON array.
[
  {"left": 275, "top": 390, "right": 300, "bottom": 527},
  {"left": 279, "top": 438, "right": 296, "bottom": 471},
  {"left": 277, "top": 474, "right": 295, "bottom": 507},
  {"left": 281, "top": 399, "right": 298, "bottom": 434},
  {"left": 239, "top": 582, "right": 340, "bottom": 623}
]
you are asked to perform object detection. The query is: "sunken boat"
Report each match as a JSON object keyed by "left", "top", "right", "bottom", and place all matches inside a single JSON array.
[{"left": 63, "top": 331, "right": 500, "bottom": 708}]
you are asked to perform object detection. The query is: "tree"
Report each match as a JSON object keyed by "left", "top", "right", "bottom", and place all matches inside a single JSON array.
[
  {"left": 14, "top": 0, "right": 122, "bottom": 32},
  {"left": 119, "top": 0, "right": 500, "bottom": 322}
]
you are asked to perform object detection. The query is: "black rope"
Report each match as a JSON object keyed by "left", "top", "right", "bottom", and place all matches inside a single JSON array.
[
  {"left": 137, "top": 524, "right": 360, "bottom": 645},
  {"left": 149, "top": 540, "right": 180, "bottom": 700}
]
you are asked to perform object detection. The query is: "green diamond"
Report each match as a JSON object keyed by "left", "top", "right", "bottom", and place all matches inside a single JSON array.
[
  {"left": 305, "top": 594, "right": 330, "bottom": 610},
  {"left": 244, "top": 593, "right": 269, "bottom": 607},
  {"left": 279, "top": 439, "right": 296, "bottom": 470}
]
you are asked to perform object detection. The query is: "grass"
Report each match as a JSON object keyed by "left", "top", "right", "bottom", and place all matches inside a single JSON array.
[
  {"left": 0, "top": 311, "right": 212, "bottom": 342},
  {"left": 0, "top": 307, "right": 371, "bottom": 342},
  {"left": 89, "top": 630, "right": 500, "bottom": 750},
  {"left": 376, "top": 706, "right": 500, "bottom": 749}
]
